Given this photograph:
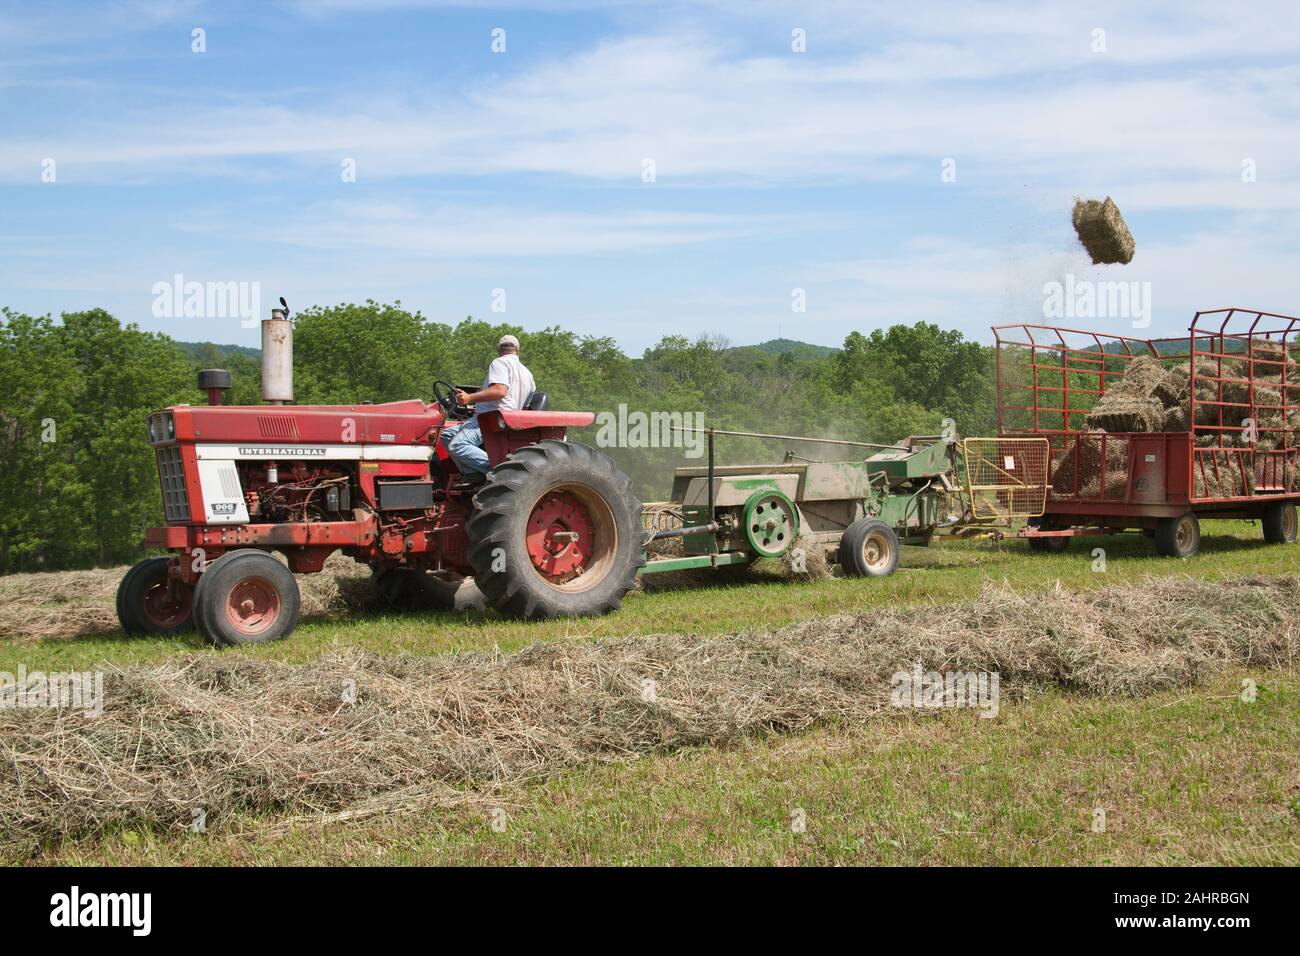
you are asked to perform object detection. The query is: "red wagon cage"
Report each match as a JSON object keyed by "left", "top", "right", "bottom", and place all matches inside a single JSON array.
[{"left": 993, "top": 308, "right": 1300, "bottom": 556}]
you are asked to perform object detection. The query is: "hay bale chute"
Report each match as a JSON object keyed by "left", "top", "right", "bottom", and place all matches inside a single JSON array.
[{"left": 1072, "top": 197, "right": 1135, "bottom": 265}]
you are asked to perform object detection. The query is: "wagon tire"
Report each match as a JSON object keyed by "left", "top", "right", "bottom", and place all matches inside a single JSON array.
[
  {"left": 839, "top": 519, "right": 900, "bottom": 578},
  {"left": 1262, "top": 501, "right": 1297, "bottom": 544},
  {"left": 1155, "top": 512, "right": 1200, "bottom": 558},
  {"left": 116, "top": 556, "right": 195, "bottom": 635},
  {"left": 1028, "top": 534, "right": 1070, "bottom": 553},
  {"left": 466, "top": 440, "right": 643, "bottom": 620},
  {"left": 193, "top": 549, "right": 301, "bottom": 646}
]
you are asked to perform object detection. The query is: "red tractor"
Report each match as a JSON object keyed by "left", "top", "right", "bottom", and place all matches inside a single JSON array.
[{"left": 117, "top": 309, "right": 643, "bottom": 646}]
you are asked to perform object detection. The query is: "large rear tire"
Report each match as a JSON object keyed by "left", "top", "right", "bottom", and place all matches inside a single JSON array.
[
  {"left": 466, "top": 440, "right": 643, "bottom": 619},
  {"left": 1155, "top": 512, "right": 1200, "bottom": 558},
  {"left": 193, "top": 549, "right": 301, "bottom": 646},
  {"left": 838, "top": 519, "right": 900, "bottom": 578},
  {"left": 1262, "top": 501, "right": 1297, "bottom": 544},
  {"left": 116, "top": 556, "right": 194, "bottom": 635}
]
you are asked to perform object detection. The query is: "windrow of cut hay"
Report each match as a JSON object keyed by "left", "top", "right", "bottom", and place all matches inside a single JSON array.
[{"left": 2, "top": 573, "right": 1297, "bottom": 854}]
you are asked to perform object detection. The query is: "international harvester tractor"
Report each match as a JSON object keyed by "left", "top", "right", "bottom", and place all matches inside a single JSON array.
[{"left": 118, "top": 303, "right": 644, "bottom": 645}]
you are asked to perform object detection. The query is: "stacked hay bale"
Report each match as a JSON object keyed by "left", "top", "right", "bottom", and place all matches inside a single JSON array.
[{"left": 1085, "top": 356, "right": 1181, "bottom": 433}]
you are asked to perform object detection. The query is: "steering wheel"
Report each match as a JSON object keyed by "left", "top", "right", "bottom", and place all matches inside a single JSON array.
[{"left": 432, "top": 380, "right": 472, "bottom": 420}]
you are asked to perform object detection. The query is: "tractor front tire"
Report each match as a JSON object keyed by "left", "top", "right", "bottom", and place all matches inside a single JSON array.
[
  {"left": 838, "top": 519, "right": 900, "bottom": 578},
  {"left": 466, "top": 440, "right": 643, "bottom": 619},
  {"left": 1155, "top": 512, "right": 1201, "bottom": 558},
  {"left": 193, "top": 549, "right": 301, "bottom": 646},
  {"left": 116, "top": 556, "right": 195, "bottom": 635},
  {"left": 1262, "top": 501, "right": 1298, "bottom": 544}
]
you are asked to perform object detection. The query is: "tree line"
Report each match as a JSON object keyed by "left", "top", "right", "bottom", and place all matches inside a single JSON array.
[{"left": 0, "top": 302, "right": 994, "bottom": 572}]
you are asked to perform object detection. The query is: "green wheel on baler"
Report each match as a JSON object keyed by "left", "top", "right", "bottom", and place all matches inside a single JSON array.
[{"left": 742, "top": 490, "right": 799, "bottom": 558}]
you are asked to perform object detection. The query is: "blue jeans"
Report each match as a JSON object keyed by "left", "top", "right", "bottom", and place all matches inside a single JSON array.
[{"left": 442, "top": 416, "right": 490, "bottom": 474}]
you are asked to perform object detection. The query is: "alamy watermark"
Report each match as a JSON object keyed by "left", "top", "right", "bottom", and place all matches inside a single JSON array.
[
  {"left": 1043, "top": 274, "right": 1151, "bottom": 329},
  {"left": 1, "top": 666, "right": 104, "bottom": 717},
  {"left": 594, "top": 404, "right": 706, "bottom": 458},
  {"left": 890, "top": 666, "right": 999, "bottom": 718},
  {"left": 151, "top": 274, "right": 261, "bottom": 328}
]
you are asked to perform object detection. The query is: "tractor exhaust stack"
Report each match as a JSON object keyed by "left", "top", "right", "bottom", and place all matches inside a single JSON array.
[{"left": 261, "top": 298, "right": 293, "bottom": 404}]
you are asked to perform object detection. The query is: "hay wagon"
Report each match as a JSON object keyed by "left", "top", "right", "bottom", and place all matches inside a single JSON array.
[{"left": 996, "top": 308, "right": 1300, "bottom": 556}]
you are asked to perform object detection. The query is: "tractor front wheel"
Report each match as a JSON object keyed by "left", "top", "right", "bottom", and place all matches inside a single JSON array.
[
  {"left": 838, "top": 519, "right": 900, "bottom": 578},
  {"left": 466, "top": 440, "right": 643, "bottom": 619},
  {"left": 193, "top": 549, "right": 301, "bottom": 646},
  {"left": 116, "top": 556, "right": 194, "bottom": 635}
]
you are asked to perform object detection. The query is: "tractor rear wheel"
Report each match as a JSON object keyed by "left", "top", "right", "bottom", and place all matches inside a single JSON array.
[
  {"left": 466, "top": 440, "right": 643, "bottom": 619},
  {"left": 838, "top": 519, "right": 900, "bottom": 578},
  {"left": 193, "top": 549, "right": 301, "bottom": 646},
  {"left": 116, "top": 556, "right": 194, "bottom": 635},
  {"left": 1262, "top": 501, "right": 1297, "bottom": 544},
  {"left": 1155, "top": 512, "right": 1200, "bottom": 558}
]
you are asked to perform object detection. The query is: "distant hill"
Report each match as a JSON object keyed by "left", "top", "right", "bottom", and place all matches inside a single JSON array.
[
  {"left": 174, "top": 341, "right": 262, "bottom": 363},
  {"left": 735, "top": 338, "right": 840, "bottom": 360}
]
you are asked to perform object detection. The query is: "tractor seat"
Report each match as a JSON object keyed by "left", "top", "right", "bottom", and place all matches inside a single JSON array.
[{"left": 523, "top": 390, "right": 549, "bottom": 411}]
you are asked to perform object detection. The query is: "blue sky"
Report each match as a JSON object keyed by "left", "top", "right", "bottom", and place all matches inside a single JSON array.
[{"left": 2, "top": 0, "right": 1300, "bottom": 353}]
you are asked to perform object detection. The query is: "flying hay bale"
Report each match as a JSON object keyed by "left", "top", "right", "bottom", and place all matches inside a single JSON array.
[
  {"left": 2, "top": 573, "right": 1297, "bottom": 854},
  {"left": 1072, "top": 196, "right": 1135, "bottom": 264}
]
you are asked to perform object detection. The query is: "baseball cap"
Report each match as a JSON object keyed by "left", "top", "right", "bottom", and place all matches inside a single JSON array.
[{"left": 498, "top": 334, "right": 520, "bottom": 349}]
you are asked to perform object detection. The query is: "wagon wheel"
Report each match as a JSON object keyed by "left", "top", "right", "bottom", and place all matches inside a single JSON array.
[
  {"left": 1155, "top": 512, "right": 1200, "bottom": 558},
  {"left": 1262, "top": 501, "right": 1298, "bottom": 544}
]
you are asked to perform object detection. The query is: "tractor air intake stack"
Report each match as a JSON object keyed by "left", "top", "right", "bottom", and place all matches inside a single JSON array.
[
  {"left": 261, "top": 300, "right": 293, "bottom": 404},
  {"left": 197, "top": 368, "right": 232, "bottom": 406}
]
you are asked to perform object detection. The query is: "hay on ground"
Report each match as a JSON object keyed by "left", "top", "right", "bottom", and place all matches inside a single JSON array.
[{"left": 2, "top": 573, "right": 1297, "bottom": 854}]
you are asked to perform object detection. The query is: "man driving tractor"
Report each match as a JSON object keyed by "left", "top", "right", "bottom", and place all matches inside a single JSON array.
[{"left": 444, "top": 333, "right": 537, "bottom": 477}]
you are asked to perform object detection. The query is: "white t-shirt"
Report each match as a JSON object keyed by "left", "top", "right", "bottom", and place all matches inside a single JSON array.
[{"left": 477, "top": 353, "right": 536, "bottom": 415}]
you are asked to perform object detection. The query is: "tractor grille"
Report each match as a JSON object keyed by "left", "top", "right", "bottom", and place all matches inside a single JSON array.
[{"left": 155, "top": 445, "right": 190, "bottom": 522}]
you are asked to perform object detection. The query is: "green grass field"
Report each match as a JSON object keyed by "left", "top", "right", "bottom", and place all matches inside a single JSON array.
[{"left": 4, "top": 520, "right": 1299, "bottom": 865}]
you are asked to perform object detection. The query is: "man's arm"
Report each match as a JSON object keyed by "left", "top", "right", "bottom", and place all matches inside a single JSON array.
[{"left": 455, "top": 383, "right": 507, "bottom": 406}]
